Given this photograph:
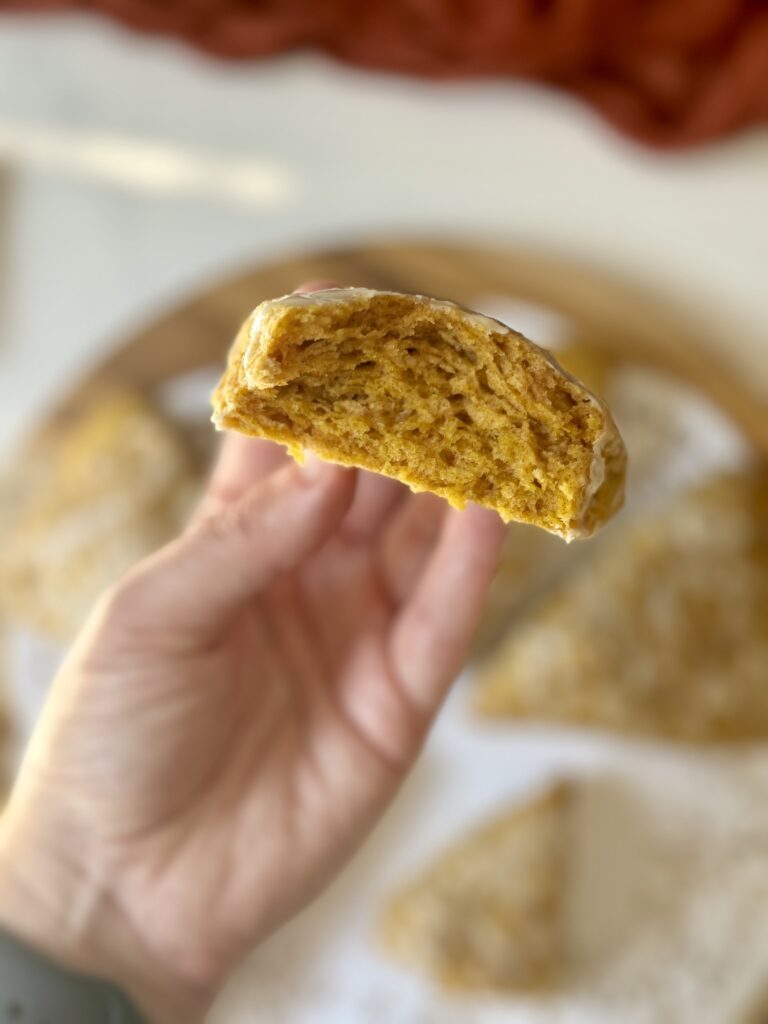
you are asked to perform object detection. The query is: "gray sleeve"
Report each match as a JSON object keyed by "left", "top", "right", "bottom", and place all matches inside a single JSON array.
[{"left": 0, "top": 928, "right": 148, "bottom": 1023}]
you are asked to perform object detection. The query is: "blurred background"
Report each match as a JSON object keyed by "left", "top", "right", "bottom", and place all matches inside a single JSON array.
[
  {"left": 0, "top": 4, "right": 767, "bottom": 1023},
  {"left": 0, "top": 2, "right": 766, "bottom": 456}
]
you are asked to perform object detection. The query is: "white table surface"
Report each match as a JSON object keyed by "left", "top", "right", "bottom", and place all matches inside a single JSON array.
[{"left": 1, "top": 15, "right": 768, "bottom": 1024}]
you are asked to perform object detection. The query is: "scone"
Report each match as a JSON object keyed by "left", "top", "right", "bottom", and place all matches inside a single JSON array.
[
  {"left": 474, "top": 340, "right": 621, "bottom": 655},
  {"left": 212, "top": 289, "right": 626, "bottom": 540},
  {"left": 0, "top": 392, "right": 199, "bottom": 642},
  {"left": 474, "top": 357, "right": 690, "bottom": 656},
  {"left": 379, "top": 782, "right": 572, "bottom": 992},
  {"left": 476, "top": 472, "right": 768, "bottom": 742}
]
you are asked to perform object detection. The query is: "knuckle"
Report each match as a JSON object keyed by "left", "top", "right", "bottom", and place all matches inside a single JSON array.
[
  {"left": 195, "top": 499, "right": 255, "bottom": 549},
  {"left": 197, "top": 480, "right": 239, "bottom": 517}
]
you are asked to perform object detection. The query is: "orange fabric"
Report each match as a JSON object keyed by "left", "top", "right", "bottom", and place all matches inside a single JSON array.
[{"left": 3, "top": 0, "right": 767, "bottom": 147}]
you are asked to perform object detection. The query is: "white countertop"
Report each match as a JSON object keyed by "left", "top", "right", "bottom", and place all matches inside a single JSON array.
[{"left": 0, "top": 15, "right": 766, "bottom": 462}]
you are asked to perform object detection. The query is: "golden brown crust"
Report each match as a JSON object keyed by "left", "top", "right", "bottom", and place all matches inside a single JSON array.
[
  {"left": 212, "top": 289, "right": 626, "bottom": 540},
  {"left": 378, "top": 782, "right": 572, "bottom": 992}
]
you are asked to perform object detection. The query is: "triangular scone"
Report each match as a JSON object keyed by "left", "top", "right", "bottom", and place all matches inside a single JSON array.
[
  {"left": 379, "top": 783, "right": 571, "bottom": 991},
  {"left": 0, "top": 392, "right": 198, "bottom": 641},
  {"left": 212, "top": 289, "right": 626, "bottom": 540},
  {"left": 476, "top": 473, "right": 768, "bottom": 743}
]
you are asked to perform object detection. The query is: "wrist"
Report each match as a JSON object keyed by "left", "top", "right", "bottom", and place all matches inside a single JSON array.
[{"left": 0, "top": 806, "right": 210, "bottom": 1024}]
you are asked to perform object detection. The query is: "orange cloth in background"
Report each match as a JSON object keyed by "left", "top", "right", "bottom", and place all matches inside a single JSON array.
[{"left": 3, "top": 0, "right": 767, "bottom": 148}]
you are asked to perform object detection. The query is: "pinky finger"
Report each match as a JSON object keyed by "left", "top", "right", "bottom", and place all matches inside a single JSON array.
[{"left": 389, "top": 505, "right": 506, "bottom": 717}]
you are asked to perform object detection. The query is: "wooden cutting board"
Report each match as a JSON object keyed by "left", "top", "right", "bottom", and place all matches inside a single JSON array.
[{"left": 43, "top": 239, "right": 768, "bottom": 459}]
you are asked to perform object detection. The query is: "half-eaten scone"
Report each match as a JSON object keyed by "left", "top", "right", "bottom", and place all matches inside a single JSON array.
[{"left": 212, "top": 289, "right": 626, "bottom": 540}]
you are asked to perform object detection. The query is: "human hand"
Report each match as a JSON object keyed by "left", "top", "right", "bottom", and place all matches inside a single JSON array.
[{"left": 0, "top": 286, "right": 505, "bottom": 1023}]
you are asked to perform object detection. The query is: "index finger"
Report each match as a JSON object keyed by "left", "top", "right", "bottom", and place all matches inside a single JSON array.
[
  {"left": 389, "top": 505, "right": 506, "bottom": 714},
  {"left": 197, "top": 433, "right": 290, "bottom": 518}
]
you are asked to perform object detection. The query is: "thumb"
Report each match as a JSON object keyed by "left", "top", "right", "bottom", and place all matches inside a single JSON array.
[{"left": 105, "top": 456, "right": 356, "bottom": 642}]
